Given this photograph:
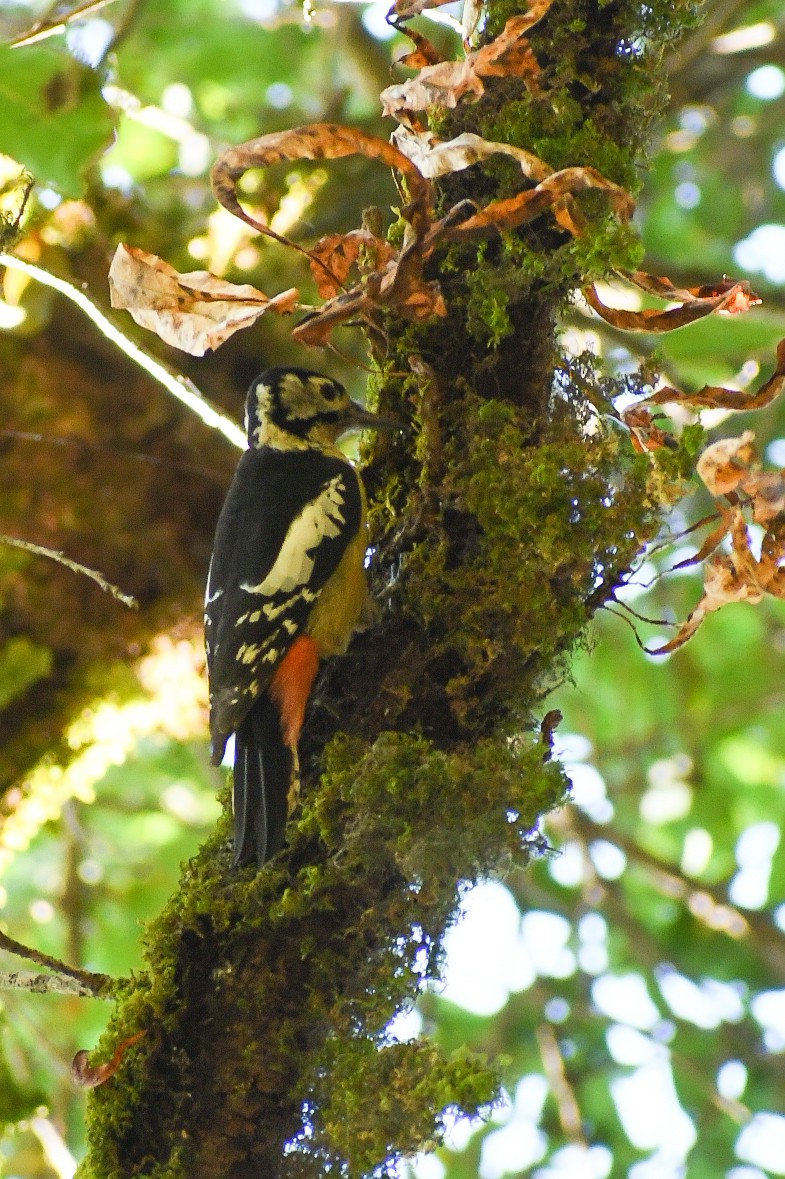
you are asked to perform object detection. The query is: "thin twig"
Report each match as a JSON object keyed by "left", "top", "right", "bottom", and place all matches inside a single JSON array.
[
  {"left": 535, "top": 1021, "right": 587, "bottom": 1145},
  {"left": 0, "top": 970, "right": 109, "bottom": 998},
  {"left": 0, "top": 253, "right": 246, "bottom": 451},
  {"left": 9, "top": 0, "right": 120, "bottom": 46},
  {"left": 0, "top": 929, "right": 111, "bottom": 996},
  {"left": 0, "top": 428, "right": 227, "bottom": 482},
  {"left": 0, "top": 534, "right": 138, "bottom": 608}
]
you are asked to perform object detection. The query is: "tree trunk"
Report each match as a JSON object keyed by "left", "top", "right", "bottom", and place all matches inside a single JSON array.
[{"left": 78, "top": 2, "right": 701, "bottom": 1175}]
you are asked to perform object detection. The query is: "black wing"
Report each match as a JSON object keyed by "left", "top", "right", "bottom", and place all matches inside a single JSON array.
[{"left": 205, "top": 446, "right": 362, "bottom": 759}]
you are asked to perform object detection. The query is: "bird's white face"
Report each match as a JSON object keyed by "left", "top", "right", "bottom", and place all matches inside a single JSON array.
[
  {"left": 244, "top": 368, "right": 394, "bottom": 452},
  {"left": 246, "top": 370, "right": 351, "bottom": 450}
]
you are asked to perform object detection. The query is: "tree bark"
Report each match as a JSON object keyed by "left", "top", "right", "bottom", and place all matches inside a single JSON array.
[{"left": 77, "top": 2, "right": 703, "bottom": 1175}]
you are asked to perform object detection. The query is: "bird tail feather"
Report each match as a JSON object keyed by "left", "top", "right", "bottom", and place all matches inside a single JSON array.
[{"left": 232, "top": 696, "right": 292, "bottom": 868}]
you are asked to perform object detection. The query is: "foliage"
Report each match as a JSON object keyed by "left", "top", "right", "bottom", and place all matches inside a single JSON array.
[
  {"left": 0, "top": 1, "right": 785, "bottom": 1177},
  {"left": 0, "top": 42, "right": 113, "bottom": 197}
]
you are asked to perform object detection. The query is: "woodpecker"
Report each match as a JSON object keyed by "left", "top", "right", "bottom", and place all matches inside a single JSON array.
[{"left": 205, "top": 367, "right": 393, "bottom": 868}]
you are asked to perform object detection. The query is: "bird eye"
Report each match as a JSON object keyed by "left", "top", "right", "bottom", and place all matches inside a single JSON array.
[{"left": 322, "top": 385, "right": 338, "bottom": 401}]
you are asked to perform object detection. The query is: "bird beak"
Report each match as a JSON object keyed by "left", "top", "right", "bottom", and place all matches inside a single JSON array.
[{"left": 343, "top": 400, "right": 401, "bottom": 432}]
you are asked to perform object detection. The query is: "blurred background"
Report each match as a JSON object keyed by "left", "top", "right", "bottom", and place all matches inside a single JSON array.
[{"left": 1, "top": 0, "right": 785, "bottom": 1175}]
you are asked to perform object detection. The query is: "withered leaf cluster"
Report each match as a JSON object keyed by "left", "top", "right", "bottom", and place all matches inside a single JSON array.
[
  {"left": 108, "top": 244, "right": 298, "bottom": 356},
  {"left": 108, "top": 0, "right": 637, "bottom": 357},
  {"left": 104, "top": 0, "right": 785, "bottom": 655},
  {"left": 382, "top": 2, "right": 552, "bottom": 118},
  {"left": 587, "top": 271, "right": 761, "bottom": 336},
  {"left": 627, "top": 343, "right": 785, "bottom": 653}
]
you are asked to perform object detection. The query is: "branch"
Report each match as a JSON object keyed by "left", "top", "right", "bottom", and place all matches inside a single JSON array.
[
  {"left": 535, "top": 1022, "right": 587, "bottom": 1145},
  {"left": 0, "top": 253, "right": 245, "bottom": 451},
  {"left": 0, "top": 929, "right": 111, "bottom": 997},
  {"left": 566, "top": 807, "right": 785, "bottom": 979},
  {"left": 8, "top": 0, "right": 120, "bottom": 47},
  {"left": 0, "top": 969, "right": 109, "bottom": 998},
  {"left": 0, "top": 534, "right": 137, "bottom": 608}
]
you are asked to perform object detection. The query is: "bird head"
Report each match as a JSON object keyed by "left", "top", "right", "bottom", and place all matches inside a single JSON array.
[{"left": 246, "top": 368, "right": 396, "bottom": 450}]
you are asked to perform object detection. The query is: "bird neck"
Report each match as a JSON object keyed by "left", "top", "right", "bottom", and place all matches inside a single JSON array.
[{"left": 251, "top": 419, "right": 347, "bottom": 457}]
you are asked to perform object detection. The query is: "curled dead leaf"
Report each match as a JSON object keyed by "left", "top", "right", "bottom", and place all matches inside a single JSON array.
[
  {"left": 381, "top": 6, "right": 553, "bottom": 123},
  {"left": 695, "top": 432, "right": 785, "bottom": 527},
  {"left": 473, "top": 10, "right": 547, "bottom": 84},
  {"left": 648, "top": 535, "right": 761, "bottom": 657},
  {"left": 696, "top": 431, "right": 757, "bottom": 496},
  {"left": 72, "top": 1031, "right": 146, "bottom": 1089},
  {"left": 643, "top": 338, "right": 785, "bottom": 413},
  {"left": 310, "top": 230, "right": 396, "bottom": 299},
  {"left": 585, "top": 275, "right": 759, "bottom": 334},
  {"left": 745, "top": 471, "right": 785, "bottom": 526},
  {"left": 625, "top": 271, "right": 761, "bottom": 310},
  {"left": 401, "top": 282, "right": 447, "bottom": 319},
  {"left": 621, "top": 406, "right": 677, "bottom": 452},
  {"left": 212, "top": 124, "right": 431, "bottom": 241},
  {"left": 446, "top": 165, "right": 633, "bottom": 239},
  {"left": 392, "top": 23, "right": 446, "bottom": 69},
  {"left": 109, "top": 244, "right": 299, "bottom": 356},
  {"left": 391, "top": 128, "right": 552, "bottom": 183},
  {"left": 648, "top": 453, "right": 785, "bottom": 655}
]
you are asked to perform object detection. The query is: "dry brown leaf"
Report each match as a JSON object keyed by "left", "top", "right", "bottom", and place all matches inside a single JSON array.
[
  {"left": 585, "top": 277, "right": 758, "bottom": 334},
  {"left": 648, "top": 517, "right": 765, "bottom": 655},
  {"left": 393, "top": 23, "right": 446, "bottom": 69},
  {"left": 696, "top": 432, "right": 785, "bottom": 527},
  {"left": 212, "top": 124, "right": 431, "bottom": 242},
  {"left": 745, "top": 471, "right": 785, "bottom": 526},
  {"left": 309, "top": 230, "right": 396, "bottom": 299},
  {"left": 472, "top": 7, "right": 550, "bottom": 84},
  {"left": 645, "top": 339, "right": 785, "bottom": 413},
  {"left": 668, "top": 517, "right": 732, "bottom": 573},
  {"left": 381, "top": 6, "right": 552, "bottom": 122},
  {"left": 401, "top": 282, "right": 447, "bottom": 319},
  {"left": 649, "top": 425, "right": 785, "bottom": 654},
  {"left": 108, "top": 244, "right": 299, "bottom": 356},
  {"left": 446, "top": 165, "right": 633, "bottom": 239},
  {"left": 623, "top": 271, "right": 761, "bottom": 307},
  {"left": 391, "top": 128, "right": 552, "bottom": 183},
  {"left": 621, "top": 406, "right": 677, "bottom": 452},
  {"left": 696, "top": 431, "right": 757, "bottom": 496}
]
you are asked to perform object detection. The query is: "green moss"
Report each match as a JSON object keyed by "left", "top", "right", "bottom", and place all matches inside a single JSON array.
[
  {"left": 305, "top": 1039, "right": 498, "bottom": 1175},
  {"left": 77, "top": 1, "right": 714, "bottom": 1174},
  {"left": 77, "top": 718, "right": 567, "bottom": 1176},
  {"left": 465, "top": 247, "right": 514, "bottom": 347},
  {"left": 391, "top": 377, "right": 659, "bottom": 736}
]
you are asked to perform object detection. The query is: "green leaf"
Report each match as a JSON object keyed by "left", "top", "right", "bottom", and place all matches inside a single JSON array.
[
  {"left": 0, "top": 636, "right": 52, "bottom": 709},
  {"left": 101, "top": 116, "right": 178, "bottom": 183},
  {"left": 0, "top": 1028, "right": 46, "bottom": 1123},
  {"left": 0, "top": 44, "right": 114, "bottom": 195}
]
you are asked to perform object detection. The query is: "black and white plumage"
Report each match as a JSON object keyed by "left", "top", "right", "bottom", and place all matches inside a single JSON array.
[{"left": 205, "top": 367, "right": 391, "bottom": 867}]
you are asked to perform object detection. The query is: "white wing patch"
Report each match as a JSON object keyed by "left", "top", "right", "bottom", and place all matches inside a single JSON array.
[
  {"left": 204, "top": 558, "right": 224, "bottom": 607},
  {"left": 241, "top": 476, "right": 346, "bottom": 596}
]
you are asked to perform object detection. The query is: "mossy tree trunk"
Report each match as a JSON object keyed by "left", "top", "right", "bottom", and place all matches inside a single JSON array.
[{"left": 79, "top": 2, "right": 702, "bottom": 1176}]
